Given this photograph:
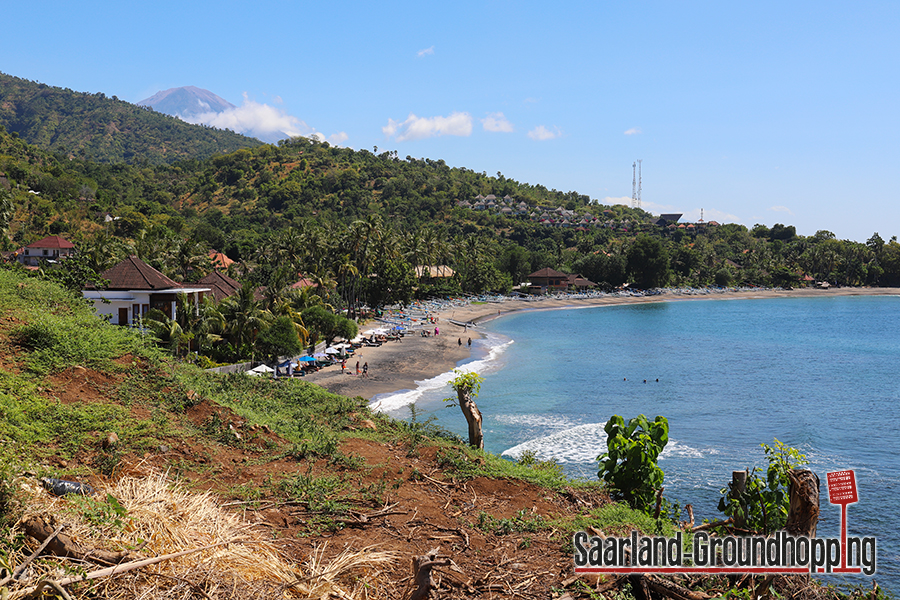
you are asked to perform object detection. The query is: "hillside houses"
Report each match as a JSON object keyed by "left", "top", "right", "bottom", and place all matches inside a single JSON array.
[
  {"left": 16, "top": 235, "right": 76, "bottom": 267},
  {"left": 454, "top": 196, "right": 717, "bottom": 234}
]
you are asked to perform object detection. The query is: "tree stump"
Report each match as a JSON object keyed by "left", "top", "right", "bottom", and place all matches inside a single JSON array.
[
  {"left": 456, "top": 388, "right": 483, "bottom": 450},
  {"left": 408, "top": 547, "right": 450, "bottom": 600},
  {"left": 730, "top": 470, "right": 748, "bottom": 529},
  {"left": 785, "top": 469, "right": 819, "bottom": 538}
]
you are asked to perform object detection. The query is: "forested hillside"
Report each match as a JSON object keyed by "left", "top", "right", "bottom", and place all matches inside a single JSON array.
[
  {"left": 0, "top": 72, "right": 261, "bottom": 164},
  {"left": 3, "top": 97, "right": 900, "bottom": 316}
]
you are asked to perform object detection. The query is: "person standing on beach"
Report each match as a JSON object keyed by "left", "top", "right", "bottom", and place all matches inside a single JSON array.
[
  {"left": 363, "top": 362, "right": 368, "bottom": 377},
  {"left": 467, "top": 337, "right": 472, "bottom": 347},
  {"left": 458, "top": 338, "right": 462, "bottom": 347},
  {"left": 341, "top": 358, "right": 346, "bottom": 374},
  {"left": 356, "top": 361, "right": 360, "bottom": 376}
]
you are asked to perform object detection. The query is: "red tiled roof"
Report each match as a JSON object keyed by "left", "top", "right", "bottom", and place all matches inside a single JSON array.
[
  {"left": 99, "top": 256, "right": 179, "bottom": 290},
  {"left": 26, "top": 235, "right": 75, "bottom": 249},
  {"left": 208, "top": 250, "right": 234, "bottom": 269},
  {"left": 291, "top": 276, "right": 317, "bottom": 289}
]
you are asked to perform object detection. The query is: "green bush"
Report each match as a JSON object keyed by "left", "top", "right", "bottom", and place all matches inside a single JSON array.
[
  {"left": 718, "top": 439, "right": 808, "bottom": 534},
  {"left": 14, "top": 314, "right": 138, "bottom": 375},
  {"left": 597, "top": 414, "right": 669, "bottom": 513}
]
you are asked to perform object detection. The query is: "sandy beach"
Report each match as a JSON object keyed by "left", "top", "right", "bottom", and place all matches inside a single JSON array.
[{"left": 303, "top": 287, "right": 900, "bottom": 402}]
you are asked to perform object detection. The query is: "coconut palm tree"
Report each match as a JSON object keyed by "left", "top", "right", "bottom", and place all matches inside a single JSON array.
[{"left": 220, "top": 282, "right": 268, "bottom": 359}]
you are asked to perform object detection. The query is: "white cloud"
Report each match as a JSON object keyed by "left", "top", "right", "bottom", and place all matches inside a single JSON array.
[
  {"left": 681, "top": 207, "right": 741, "bottom": 224},
  {"left": 186, "top": 92, "right": 310, "bottom": 143},
  {"left": 601, "top": 196, "right": 634, "bottom": 207},
  {"left": 768, "top": 205, "right": 794, "bottom": 215},
  {"left": 382, "top": 112, "right": 473, "bottom": 141},
  {"left": 482, "top": 112, "right": 514, "bottom": 133},
  {"left": 528, "top": 125, "right": 561, "bottom": 141},
  {"left": 624, "top": 127, "right": 642, "bottom": 135},
  {"left": 328, "top": 132, "right": 349, "bottom": 145},
  {"left": 417, "top": 46, "right": 435, "bottom": 57}
]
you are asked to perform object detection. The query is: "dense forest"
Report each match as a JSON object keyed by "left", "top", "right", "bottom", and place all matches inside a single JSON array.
[
  {"left": 0, "top": 72, "right": 261, "bottom": 164},
  {"left": 3, "top": 122, "right": 899, "bottom": 295}
]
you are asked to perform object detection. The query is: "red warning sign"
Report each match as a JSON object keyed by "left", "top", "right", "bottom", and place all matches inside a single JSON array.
[{"left": 826, "top": 470, "right": 858, "bottom": 505}]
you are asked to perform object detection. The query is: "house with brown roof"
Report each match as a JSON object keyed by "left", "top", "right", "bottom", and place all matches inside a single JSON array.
[
  {"left": 82, "top": 256, "right": 209, "bottom": 326},
  {"left": 197, "top": 270, "right": 241, "bottom": 302},
  {"left": 567, "top": 273, "right": 596, "bottom": 290},
  {"left": 527, "top": 267, "right": 570, "bottom": 293},
  {"left": 18, "top": 235, "right": 76, "bottom": 266}
]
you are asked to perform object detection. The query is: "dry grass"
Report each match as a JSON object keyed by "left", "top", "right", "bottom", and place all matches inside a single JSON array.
[{"left": 9, "top": 471, "right": 397, "bottom": 599}]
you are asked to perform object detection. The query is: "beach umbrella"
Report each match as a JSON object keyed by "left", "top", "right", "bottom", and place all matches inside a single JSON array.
[
  {"left": 325, "top": 347, "right": 340, "bottom": 354},
  {"left": 298, "top": 356, "right": 316, "bottom": 362},
  {"left": 247, "top": 364, "right": 274, "bottom": 377}
]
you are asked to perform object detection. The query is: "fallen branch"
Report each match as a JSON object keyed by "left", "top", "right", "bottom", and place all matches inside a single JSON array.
[
  {"left": 690, "top": 518, "right": 733, "bottom": 532},
  {"left": 345, "top": 503, "right": 407, "bottom": 524},
  {"left": 16, "top": 539, "right": 252, "bottom": 597},
  {"left": 0, "top": 524, "right": 64, "bottom": 586},
  {"left": 20, "top": 517, "right": 128, "bottom": 566},
  {"left": 646, "top": 575, "right": 712, "bottom": 600},
  {"left": 23, "top": 579, "right": 74, "bottom": 600}
]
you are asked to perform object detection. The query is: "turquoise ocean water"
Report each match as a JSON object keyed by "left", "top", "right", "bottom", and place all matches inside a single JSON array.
[{"left": 371, "top": 295, "right": 900, "bottom": 590}]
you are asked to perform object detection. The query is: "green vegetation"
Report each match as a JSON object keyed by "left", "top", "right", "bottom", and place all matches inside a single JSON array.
[
  {"left": 597, "top": 414, "right": 669, "bottom": 514},
  {"left": 2, "top": 94, "right": 897, "bottom": 317},
  {"left": 0, "top": 71, "right": 261, "bottom": 164},
  {"left": 718, "top": 439, "right": 809, "bottom": 534}
]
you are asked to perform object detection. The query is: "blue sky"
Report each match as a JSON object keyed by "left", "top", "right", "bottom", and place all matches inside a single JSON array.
[{"left": 3, "top": 1, "right": 899, "bottom": 242}]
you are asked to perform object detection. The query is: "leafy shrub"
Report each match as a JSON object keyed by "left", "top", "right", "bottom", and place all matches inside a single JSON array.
[
  {"left": 597, "top": 414, "right": 669, "bottom": 513},
  {"left": 718, "top": 439, "right": 808, "bottom": 534}
]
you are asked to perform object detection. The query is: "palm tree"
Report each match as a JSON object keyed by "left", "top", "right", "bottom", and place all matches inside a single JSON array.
[
  {"left": 174, "top": 237, "right": 211, "bottom": 282},
  {"left": 143, "top": 308, "right": 192, "bottom": 359},
  {"left": 220, "top": 282, "right": 268, "bottom": 359}
]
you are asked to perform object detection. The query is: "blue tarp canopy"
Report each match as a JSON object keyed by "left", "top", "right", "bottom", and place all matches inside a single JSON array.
[{"left": 297, "top": 356, "right": 316, "bottom": 362}]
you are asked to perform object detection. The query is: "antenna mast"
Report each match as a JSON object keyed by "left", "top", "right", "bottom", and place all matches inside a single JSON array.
[
  {"left": 631, "top": 162, "right": 637, "bottom": 208},
  {"left": 636, "top": 159, "right": 642, "bottom": 210}
]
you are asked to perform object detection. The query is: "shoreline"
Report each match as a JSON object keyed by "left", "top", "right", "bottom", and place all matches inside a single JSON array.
[{"left": 303, "top": 287, "right": 900, "bottom": 403}]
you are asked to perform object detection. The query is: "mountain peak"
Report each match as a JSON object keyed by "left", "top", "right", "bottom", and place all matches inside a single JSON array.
[{"left": 138, "top": 86, "right": 235, "bottom": 119}]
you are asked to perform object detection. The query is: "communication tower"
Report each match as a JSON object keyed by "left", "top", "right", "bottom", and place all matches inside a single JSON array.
[
  {"left": 636, "top": 159, "right": 642, "bottom": 210},
  {"left": 631, "top": 162, "right": 637, "bottom": 208}
]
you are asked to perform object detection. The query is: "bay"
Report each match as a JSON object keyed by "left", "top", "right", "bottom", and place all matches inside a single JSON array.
[{"left": 374, "top": 295, "right": 900, "bottom": 590}]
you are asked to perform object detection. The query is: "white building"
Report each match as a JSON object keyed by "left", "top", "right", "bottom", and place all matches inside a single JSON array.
[{"left": 82, "top": 256, "right": 209, "bottom": 326}]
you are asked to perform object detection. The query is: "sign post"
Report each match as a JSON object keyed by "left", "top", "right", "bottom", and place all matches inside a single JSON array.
[{"left": 826, "top": 470, "right": 860, "bottom": 574}]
